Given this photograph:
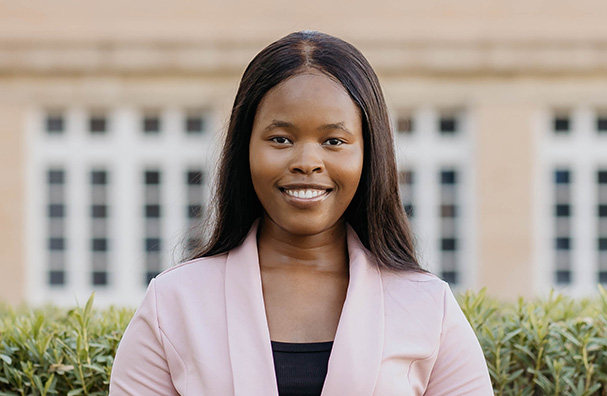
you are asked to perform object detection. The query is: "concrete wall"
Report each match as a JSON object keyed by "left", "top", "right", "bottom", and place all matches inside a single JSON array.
[{"left": 0, "top": 104, "right": 26, "bottom": 306}]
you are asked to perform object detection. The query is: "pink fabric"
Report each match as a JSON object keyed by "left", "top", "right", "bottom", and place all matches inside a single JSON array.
[{"left": 110, "top": 223, "right": 494, "bottom": 395}]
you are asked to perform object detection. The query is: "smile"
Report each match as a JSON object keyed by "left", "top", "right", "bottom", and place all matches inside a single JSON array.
[{"left": 281, "top": 188, "right": 330, "bottom": 200}]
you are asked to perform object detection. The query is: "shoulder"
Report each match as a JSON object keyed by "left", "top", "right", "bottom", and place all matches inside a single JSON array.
[
  {"left": 380, "top": 269, "right": 450, "bottom": 308},
  {"left": 151, "top": 253, "right": 229, "bottom": 299},
  {"left": 379, "top": 269, "right": 458, "bottom": 344}
]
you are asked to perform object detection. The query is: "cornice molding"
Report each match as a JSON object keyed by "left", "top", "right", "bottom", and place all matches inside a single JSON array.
[{"left": 2, "top": 40, "right": 607, "bottom": 76}]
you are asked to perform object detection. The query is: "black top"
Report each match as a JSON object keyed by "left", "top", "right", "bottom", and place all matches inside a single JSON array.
[{"left": 271, "top": 341, "right": 333, "bottom": 396}]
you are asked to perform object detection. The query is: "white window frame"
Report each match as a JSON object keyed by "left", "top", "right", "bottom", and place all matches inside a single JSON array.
[
  {"left": 26, "top": 106, "right": 216, "bottom": 306},
  {"left": 535, "top": 106, "right": 607, "bottom": 297},
  {"left": 393, "top": 107, "right": 477, "bottom": 291}
]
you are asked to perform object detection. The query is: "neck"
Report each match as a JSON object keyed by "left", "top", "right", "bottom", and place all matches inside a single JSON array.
[{"left": 256, "top": 216, "right": 349, "bottom": 275}]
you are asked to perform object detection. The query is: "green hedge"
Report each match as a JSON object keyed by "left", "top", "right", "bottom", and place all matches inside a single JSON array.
[
  {"left": 461, "top": 286, "right": 607, "bottom": 396},
  {"left": 1, "top": 288, "right": 607, "bottom": 395}
]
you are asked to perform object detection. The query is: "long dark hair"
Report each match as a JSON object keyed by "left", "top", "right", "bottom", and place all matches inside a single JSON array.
[{"left": 188, "top": 31, "right": 422, "bottom": 273}]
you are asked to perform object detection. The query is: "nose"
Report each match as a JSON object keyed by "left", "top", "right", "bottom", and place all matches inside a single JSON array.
[{"left": 289, "top": 143, "right": 324, "bottom": 174}]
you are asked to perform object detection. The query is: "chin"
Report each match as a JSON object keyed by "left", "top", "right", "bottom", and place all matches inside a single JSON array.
[{"left": 270, "top": 216, "right": 344, "bottom": 238}]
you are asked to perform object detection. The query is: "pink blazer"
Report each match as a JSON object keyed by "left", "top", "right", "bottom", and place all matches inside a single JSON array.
[{"left": 110, "top": 223, "right": 493, "bottom": 395}]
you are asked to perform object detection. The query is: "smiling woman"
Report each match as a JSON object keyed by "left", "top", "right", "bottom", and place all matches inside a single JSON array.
[
  {"left": 249, "top": 72, "right": 364, "bottom": 238},
  {"left": 109, "top": 31, "right": 493, "bottom": 396}
]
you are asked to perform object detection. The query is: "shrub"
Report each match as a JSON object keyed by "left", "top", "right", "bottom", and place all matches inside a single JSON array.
[
  {"left": 1, "top": 288, "right": 607, "bottom": 395},
  {"left": 0, "top": 295, "right": 132, "bottom": 395},
  {"left": 460, "top": 286, "right": 607, "bottom": 396}
]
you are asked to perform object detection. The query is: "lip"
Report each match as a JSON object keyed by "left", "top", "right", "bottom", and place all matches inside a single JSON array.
[
  {"left": 278, "top": 184, "right": 332, "bottom": 209},
  {"left": 279, "top": 183, "right": 334, "bottom": 190}
]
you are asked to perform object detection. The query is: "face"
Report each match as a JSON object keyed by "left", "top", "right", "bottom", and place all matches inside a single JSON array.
[{"left": 249, "top": 71, "right": 364, "bottom": 237}]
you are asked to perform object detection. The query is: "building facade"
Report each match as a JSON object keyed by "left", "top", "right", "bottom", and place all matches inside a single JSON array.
[{"left": 2, "top": 0, "right": 607, "bottom": 306}]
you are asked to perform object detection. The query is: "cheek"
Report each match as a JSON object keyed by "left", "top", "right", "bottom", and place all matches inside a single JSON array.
[
  {"left": 249, "top": 148, "right": 280, "bottom": 194},
  {"left": 332, "top": 154, "right": 364, "bottom": 197}
]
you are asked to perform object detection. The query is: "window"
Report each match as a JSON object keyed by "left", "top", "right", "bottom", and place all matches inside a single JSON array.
[
  {"left": 552, "top": 168, "right": 572, "bottom": 285},
  {"left": 32, "top": 108, "right": 215, "bottom": 305},
  {"left": 541, "top": 108, "right": 607, "bottom": 294},
  {"left": 185, "top": 169, "right": 206, "bottom": 253},
  {"left": 89, "top": 113, "right": 108, "bottom": 134},
  {"left": 143, "top": 169, "right": 162, "bottom": 284},
  {"left": 596, "top": 113, "right": 607, "bottom": 134},
  {"left": 145, "top": 204, "right": 161, "bottom": 218},
  {"left": 143, "top": 112, "right": 161, "bottom": 135},
  {"left": 185, "top": 111, "right": 207, "bottom": 134},
  {"left": 398, "top": 169, "right": 415, "bottom": 218},
  {"left": 598, "top": 169, "right": 607, "bottom": 284},
  {"left": 553, "top": 113, "right": 571, "bottom": 134},
  {"left": 90, "top": 169, "right": 109, "bottom": 286},
  {"left": 392, "top": 107, "right": 472, "bottom": 289},
  {"left": 439, "top": 113, "right": 459, "bottom": 135},
  {"left": 47, "top": 168, "right": 66, "bottom": 286},
  {"left": 45, "top": 113, "right": 64, "bottom": 134},
  {"left": 439, "top": 168, "right": 460, "bottom": 284}
]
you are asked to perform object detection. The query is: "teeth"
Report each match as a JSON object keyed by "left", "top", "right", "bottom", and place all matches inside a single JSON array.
[{"left": 284, "top": 189, "right": 326, "bottom": 199}]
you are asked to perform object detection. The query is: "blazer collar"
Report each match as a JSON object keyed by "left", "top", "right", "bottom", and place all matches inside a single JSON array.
[{"left": 225, "top": 221, "right": 385, "bottom": 396}]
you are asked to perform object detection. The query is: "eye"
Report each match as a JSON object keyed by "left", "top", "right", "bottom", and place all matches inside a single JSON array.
[
  {"left": 270, "top": 136, "right": 292, "bottom": 144},
  {"left": 323, "top": 138, "right": 344, "bottom": 146}
]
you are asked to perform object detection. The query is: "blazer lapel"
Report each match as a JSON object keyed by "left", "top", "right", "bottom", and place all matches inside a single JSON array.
[
  {"left": 321, "top": 226, "right": 385, "bottom": 396},
  {"left": 225, "top": 222, "right": 384, "bottom": 396},
  {"left": 225, "top": 221, "right": 279, "bottom": 396}
]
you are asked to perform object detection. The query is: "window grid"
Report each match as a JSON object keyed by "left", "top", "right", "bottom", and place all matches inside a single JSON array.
[
  {"left": 45, "top": 113, "right": 64, "bottom": 135},
  {"left": 185, "top": 169, "right": 205, "bottom": 254},
  {"left": 553, "top": 169, "right": 572, "bottom": 285},
  {"left": 143, "top": 111, "right": 161, "bottom": 135},
  {"left": 553, "top": 113, "right": 571, "bottom": 134},
  {"left": 596, "top": 112, "right": 607, "bottom": 134},
  {"left": 90, "top": 169, "right": 109, "bottom": 286},
  {"left": 439, "top": 168, "right": 459, "bottom": 284},
  {"left": 438, "top": 113, "right": 459, "bottom": 136},
  {"left": 33, "top": 108, "right": 215, "bottom": 305},
  {"left": 89, "top": 113, "right": 108, "bottom": 134},
  {"left": 47, "top": 169, "right": 66, "bottom": 286},
  {"left": 398, "top": 169, "right": 415, "bottom": 219},
  {"left": 144, "top": 170, "right": 163, "bottom": 284},
  {"left": 185, "top": 111, "right": 207, "bottom": 134},
  {"left": 598, "top": 169, "right": 607, "bottom": 283}
]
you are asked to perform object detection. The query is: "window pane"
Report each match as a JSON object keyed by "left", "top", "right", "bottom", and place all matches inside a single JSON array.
[
  {"left": 92, "top": 271, "right": 108, "bottom": 286},
  {"left": 556, "top": 270, "right": 571, "bottom": 284},
  {"left": 187, "top": 170, "right": 204, "bottom": 185},
  {"left": 89, "top": 115, "right": 107, "bottom": 134},
  {"left": 441, "top": 170, "right": 457, "bottom": 185},
  {"left": 186, "top": 113, "right": 206, "bottom": 134},
  {"left": 554, "top": 170, "right": 570, "bottom": 184},
  {"left": 553, "top": 115, "right": 570, "bottom": 133},
  {"left": 48, "top": 238, "right": 65, "bottom": 251},
  {"left": 91, "top": 238, "right": 108, "bottom": 252},
  {"left": 46, "top": 114, "right": 64, "bottom": 134},
  {"left": 143, "top": 114, "right": 161, "bottom": 134},
  {"left": 49, "top": 270, "right": 65, "bottom": 286},
  {"left": 439, "top": 115, "right": 457, "bottom": 134},
  {"left": 145, "top": 204, "right": 161, "bottom": 218},
  {"left": 91, "top": 171, "right": 107, "bottom": 185},
  {"left": 145, "top": 171, "right": 161, "bottom": 185},
  {"left": 48, "top": 170, "right": 65, "bottom": 184}
]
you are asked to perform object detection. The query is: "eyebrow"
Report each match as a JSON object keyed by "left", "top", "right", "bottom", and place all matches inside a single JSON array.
[{"left": 264, "top": 119, "right": 353, "bottom": 135}]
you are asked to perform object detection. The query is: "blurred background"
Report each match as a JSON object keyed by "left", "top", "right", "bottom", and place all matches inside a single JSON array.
[{"left": 2, "top": 0, "right": 607, "bottom": 306}]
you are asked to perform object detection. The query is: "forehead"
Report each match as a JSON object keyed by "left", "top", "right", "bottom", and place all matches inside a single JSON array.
[{"left": 254, "top": 72, "right": 361, "bottom": 123}]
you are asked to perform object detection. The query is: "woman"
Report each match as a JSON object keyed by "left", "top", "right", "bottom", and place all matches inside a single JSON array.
[{"left": 110, "top": 31, "right": 493, "bottom": 395}]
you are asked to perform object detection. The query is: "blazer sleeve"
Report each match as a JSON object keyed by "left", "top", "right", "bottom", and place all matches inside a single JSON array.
[
  {"left": 109, "top": 279, "right": 180, "bottom": 396},
  {"left": 423, "top": 285, "right": 494, "bottom": 396}
]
